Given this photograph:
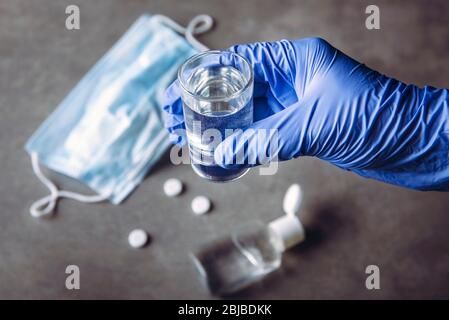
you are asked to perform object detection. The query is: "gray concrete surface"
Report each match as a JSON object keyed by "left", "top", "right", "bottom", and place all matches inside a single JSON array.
[{"left": 1, "top": 0, "right": 449, "bottom": 299}]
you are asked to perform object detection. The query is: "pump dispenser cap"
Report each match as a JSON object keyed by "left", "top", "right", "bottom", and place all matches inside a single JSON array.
[
  {"left": 268, "top": 184, "right": 305, "bottom": 251},
  {"left": 269, "top": 214, "right": 305, "bottom": 251}
]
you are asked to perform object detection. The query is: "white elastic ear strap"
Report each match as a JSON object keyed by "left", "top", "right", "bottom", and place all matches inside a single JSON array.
[
  {"left": 30, "top": 153, "right": 110, "bottom": 218},
  {"left": 153, "top": 14, "right": 213, "bottom": 51}
]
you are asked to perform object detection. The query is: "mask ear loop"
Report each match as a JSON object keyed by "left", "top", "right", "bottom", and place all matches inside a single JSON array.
[
  {"left": 152, "top": 14, "right": 213, "bottom": 51},
  {"left": 29, "top": 153, "right": 110, "bottom": 218}
]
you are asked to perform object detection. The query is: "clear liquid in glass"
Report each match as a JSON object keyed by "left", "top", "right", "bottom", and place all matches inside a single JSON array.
[{"left": 183, "top": 65, "right": 253, "bottom": 182}]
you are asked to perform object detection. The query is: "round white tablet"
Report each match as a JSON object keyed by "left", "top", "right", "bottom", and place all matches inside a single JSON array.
[
  {"left": 191, "top": 196, "right": 211, "bottom": 215},
  {"left": 163, "top": 178, "right": 183, "bottom": 197},
  {"left": 128, "top": 229, "right": 149, "bottom": 249}
]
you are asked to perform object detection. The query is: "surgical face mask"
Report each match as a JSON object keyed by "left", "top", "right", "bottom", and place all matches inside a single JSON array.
[{"left": 25, "top": 14, "right": 213, "bottom": 217}]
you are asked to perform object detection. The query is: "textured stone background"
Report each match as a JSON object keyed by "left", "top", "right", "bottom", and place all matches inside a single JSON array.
[{"left": 0, "top": 0, "right": 448, "bottom": 299}]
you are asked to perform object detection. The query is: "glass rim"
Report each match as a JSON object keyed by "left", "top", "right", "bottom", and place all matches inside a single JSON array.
[{"left": 177, "top": 50, "right": 254, "bottom": 103}]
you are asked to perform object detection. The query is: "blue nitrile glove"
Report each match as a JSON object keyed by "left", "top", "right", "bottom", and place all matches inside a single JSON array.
[{"left": 163, "top": 38, "right": 449, "bottom": 191}]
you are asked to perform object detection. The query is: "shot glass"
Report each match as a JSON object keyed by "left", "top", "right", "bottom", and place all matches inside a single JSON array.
[{"left": 178, "top": 50, "right": 254, "bottom": 182}]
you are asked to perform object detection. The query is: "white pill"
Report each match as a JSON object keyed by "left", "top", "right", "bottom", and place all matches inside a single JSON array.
[
  {"left": 191, "top": 196, "right": 211, "bottom": 215},
  {"left": 163, "top": 178, "right": 183, "bottom": 197},
  {"left": 128, "top": 229, "right": 149, "bottom": 249}
]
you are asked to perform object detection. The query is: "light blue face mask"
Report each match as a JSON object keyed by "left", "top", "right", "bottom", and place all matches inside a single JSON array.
[{"left": 25, "top": 14, "right": 213, "bottom": 217}]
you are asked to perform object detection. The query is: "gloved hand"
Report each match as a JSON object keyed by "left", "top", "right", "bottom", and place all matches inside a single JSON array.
[{"left": 164, "top": 38, "right": 449, "bottom": 191}]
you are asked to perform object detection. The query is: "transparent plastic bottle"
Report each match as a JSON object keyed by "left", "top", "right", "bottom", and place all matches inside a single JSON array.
[{"left": 191, "top": 184, "right": 305, "bottom": 295}]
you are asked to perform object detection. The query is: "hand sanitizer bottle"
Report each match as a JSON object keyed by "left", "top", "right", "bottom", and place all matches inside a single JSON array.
[{"left": 190, "top": 184, "right": 305, "bottom": 295}]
